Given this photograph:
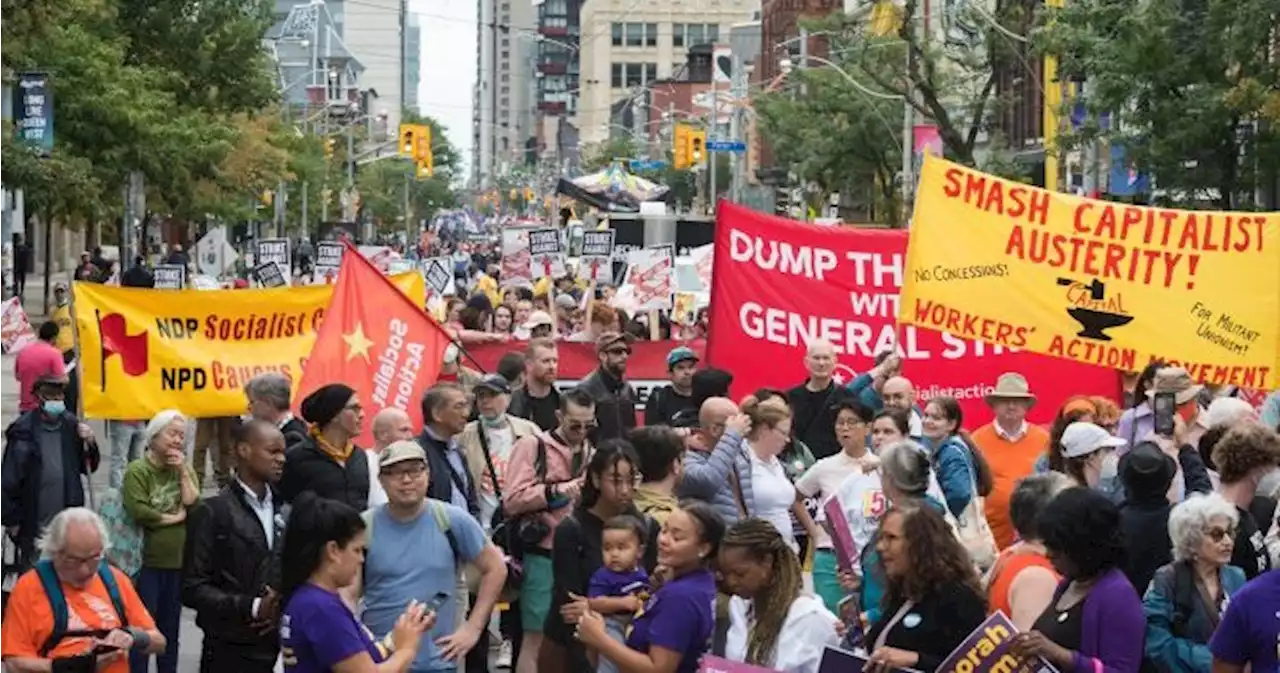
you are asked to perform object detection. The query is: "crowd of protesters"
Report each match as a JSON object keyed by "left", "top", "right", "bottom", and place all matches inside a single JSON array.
[{"left": 3, "top": 254, "right": 1280, "bottom": 673}]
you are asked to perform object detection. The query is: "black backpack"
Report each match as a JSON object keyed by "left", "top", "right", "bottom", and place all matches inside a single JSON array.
[{"left": 1139, "top": 562, "right": 1198, "bottom": 673}]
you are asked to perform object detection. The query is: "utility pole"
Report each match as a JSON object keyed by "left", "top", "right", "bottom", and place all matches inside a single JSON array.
[
  {"left": 301, "top": 180, "right": 309, "bottom": 240},
  {"left": 346, "top": 123, "right": 356, "bottom": 186},
  {"left": 403, "top": 171, "right": 412, "bottom": 242},
  {"left": 901, "top": 29, "right": 915, "bottom": 212},
  {"left": 729, "top": 52, "right": 746, "bottom": 204},
  {"left": 708, "top": 68, "right": 717, "bottom": 213}
]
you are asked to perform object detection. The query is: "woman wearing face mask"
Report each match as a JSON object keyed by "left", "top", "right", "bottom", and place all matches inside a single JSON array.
[
  {"left": 1057, "top": 422, "right": 1127, "bottom": 490},
  {"left": 576, "top": 502, "right": 725, "bottom": 673},
  {"left": 718, "top": 519, "right": 841, "bottom": 673}
]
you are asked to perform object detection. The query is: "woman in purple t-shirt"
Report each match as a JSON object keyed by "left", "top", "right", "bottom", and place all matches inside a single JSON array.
[
  {"left": 576, "top": 502, "right": 726, "bottom": 673},
  {"left": 278, "top": 494, "right": 434, "bottom": 673}
]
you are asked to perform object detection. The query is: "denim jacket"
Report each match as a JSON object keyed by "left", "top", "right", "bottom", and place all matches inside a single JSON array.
[
  {"left": 921, "top": 435, "right": 976, "bottom": 518},
  {"left": 1142, "top": 561, "right": 1247, "bottom": 673}
]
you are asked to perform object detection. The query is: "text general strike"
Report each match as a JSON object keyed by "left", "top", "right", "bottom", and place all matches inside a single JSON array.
[{"left": 942, "top": 168, "right": 1269, "bottom": 253}]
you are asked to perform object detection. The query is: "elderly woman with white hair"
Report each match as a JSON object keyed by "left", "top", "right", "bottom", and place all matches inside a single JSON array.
[
  {"left": 122, "top": 409, "right": 200, "bottom": 673},
  {"left": 1141, "top": 493, "right": 1247, "bottom": 673}
]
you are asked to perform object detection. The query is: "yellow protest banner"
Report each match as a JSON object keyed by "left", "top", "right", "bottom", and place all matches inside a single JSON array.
[
  {"left": 73, "top": 273, "right": 425, "bottom": 419},
  {"left": 900, "top": 154, "right": 1280, "bottom": 387}
]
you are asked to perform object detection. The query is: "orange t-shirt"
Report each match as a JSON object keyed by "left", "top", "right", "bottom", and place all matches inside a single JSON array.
[
  {"left": 972, "top": 423, "right": 1050, "bottom": 550},
  {"left": 986, "top": 546, "right": 1059, "bottom": 617},
  {"left": 1, "top": 566, "right": 156, "bottom": 672}
]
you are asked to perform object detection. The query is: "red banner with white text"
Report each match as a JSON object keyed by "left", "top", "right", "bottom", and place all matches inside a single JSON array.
[{"left": 707, "top": 203, "right": 1121, "bottom": 425}]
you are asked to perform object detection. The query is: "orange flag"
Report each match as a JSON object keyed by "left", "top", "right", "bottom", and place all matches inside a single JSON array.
[{"left": 296, "top": 242, "right": 451, "bottom": 446}]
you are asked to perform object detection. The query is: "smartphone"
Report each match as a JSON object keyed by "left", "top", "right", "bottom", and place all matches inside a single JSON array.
[
  {"left": 1153, "top": 391, "right": 1177, "bottom": 437},
  {"left": 425, "top": 591, "right": 450, "bottom": 613}
]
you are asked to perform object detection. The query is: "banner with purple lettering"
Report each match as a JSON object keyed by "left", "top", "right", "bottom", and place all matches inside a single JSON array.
[{"left": 936, "top": 611, "right": 1056, "bottom": 673}]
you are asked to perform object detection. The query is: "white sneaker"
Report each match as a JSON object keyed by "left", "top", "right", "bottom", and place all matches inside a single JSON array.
[{"left": 495, "top": 640, "right": 513, "bottom": 669}]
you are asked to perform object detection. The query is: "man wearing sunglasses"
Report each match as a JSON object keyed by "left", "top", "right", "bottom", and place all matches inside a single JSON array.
[{"left": 578, "top": 332, "right": 638, "bottom": 442}]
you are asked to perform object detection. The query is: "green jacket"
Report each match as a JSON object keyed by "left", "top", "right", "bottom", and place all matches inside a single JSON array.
[{"left": 121, "top": 458, "right": 198, "bottom": 570}]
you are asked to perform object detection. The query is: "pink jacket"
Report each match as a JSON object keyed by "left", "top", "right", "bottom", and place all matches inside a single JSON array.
[{"left": 504, "top": 431, "right": 593, "bottom": 551}]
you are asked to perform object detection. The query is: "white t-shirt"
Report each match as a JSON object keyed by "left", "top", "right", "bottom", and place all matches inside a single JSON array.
[
  {"left": 750, "top": 447, "right": 799, "bottom": 553},
  {"left": 476, "top": 423, "right": 515, "bottom": 532},
  {"left": 725, "top": 594, "right": 841, "bottom": 673},
  {"left": 795, "top": 452, "right": 873, "bottom": 549},
  {"left": 366, "top": 449, "right": 387, "bottom": 508}
]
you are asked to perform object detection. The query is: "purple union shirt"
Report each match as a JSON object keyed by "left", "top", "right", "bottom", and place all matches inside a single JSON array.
[
  {"left": 1209, "top": 570, "right": 1279, "bottom": 671},
  {"left": 281, "top": 583, "right": 384, "bottom": 673},
  {"left": 625, "top": 567, "right": 716, "bottom": 673}
]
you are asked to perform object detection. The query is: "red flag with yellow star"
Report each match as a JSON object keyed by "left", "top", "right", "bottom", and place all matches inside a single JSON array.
[{"left": 295, "top": 241, "right": 451, "bottom": 446}]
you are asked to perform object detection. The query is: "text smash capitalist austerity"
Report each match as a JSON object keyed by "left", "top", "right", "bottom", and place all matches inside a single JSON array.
[{"left": 941, "top": 168, "right": 1270, "bottom": 290}]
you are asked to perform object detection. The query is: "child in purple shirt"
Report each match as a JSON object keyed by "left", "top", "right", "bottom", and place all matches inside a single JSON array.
[{"left": 586, "top": 516, "right": 652, "bottom": 673}]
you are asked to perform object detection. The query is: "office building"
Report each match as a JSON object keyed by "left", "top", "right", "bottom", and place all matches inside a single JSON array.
[
  {"left": 473, "top": 0, "right": 537, "bottom": 187},
  {"left": 404, "top": 12, "right": 421, "bottom": 113},
  {"left": 576, "top": 0, "right": 756, "bottom": 147}
]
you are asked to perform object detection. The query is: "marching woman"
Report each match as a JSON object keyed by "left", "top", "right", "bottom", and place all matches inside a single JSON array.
[
  {"left": 718, "top": 518, "right": 841, "bottom": 673},
  {"left": 862, "top": 504, "right": 987, "bottom": 672},
  {"left": 278, "top": 494, "right": 434, "bottom": 673},
  {"left": 575, "top": 502, "right": 725, "bottom": 673}
]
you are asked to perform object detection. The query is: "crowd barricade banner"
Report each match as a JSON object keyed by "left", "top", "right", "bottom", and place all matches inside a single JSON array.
[
  {"left": 465, "top": 339, "right": 706, "bottom": 412},
  {"left": 935, "top": 611, "right": 1055, "bottom": 673},
  {"left": 903, "top": 153, "right": 1280, "bottom": 388},
  {"left": 709, "top": 202, "right": 1120, "bottom": 426},
  {"left": 72, "top": 273, "right": 425, "bottom": 420}
]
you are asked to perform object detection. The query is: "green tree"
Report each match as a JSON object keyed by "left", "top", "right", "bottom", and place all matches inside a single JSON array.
[
  {"left": 1036, "top": 0, "right": 1280, "bottom": 208},
  {"left": 354, "top": 110, "right": 462, "bottom": 234}
]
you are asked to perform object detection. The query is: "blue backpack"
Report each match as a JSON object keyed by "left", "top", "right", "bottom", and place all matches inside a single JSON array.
[{"left": 34, "top": 559, "right": 128, "bottom": 657}]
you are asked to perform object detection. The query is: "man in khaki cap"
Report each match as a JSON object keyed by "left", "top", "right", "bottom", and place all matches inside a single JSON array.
[{"left": 972, "top": 372, "right": 1050, "bottom": 549}]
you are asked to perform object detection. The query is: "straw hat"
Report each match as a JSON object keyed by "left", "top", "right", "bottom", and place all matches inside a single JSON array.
[
  {"left": 984, "top": 373, "right": 1037, "bottom": 407},
  {"left": 1145, "top": 367, "right": 1203, "bottom": 405}
]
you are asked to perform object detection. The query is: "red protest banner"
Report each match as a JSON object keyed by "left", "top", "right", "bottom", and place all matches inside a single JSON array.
[{"left": 708, "top": 203, "right": 1121, "bottom": 425}]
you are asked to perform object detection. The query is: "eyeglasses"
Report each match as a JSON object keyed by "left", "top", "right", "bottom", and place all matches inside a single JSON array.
[
  {"left": 834, "top": 419, "right": 865, "bottom": 428},
  {"left": 383, "top": 465, "right": 427, "bottom": 481},
  {"left": 59, "top": 550, "right": 104, "bottom": 567},
  {"left": 1205, "top": 526, "right": 1236, "bottom": 542},
  {"left": 566, "top": 420, "right": 598, "bottom": 432}
]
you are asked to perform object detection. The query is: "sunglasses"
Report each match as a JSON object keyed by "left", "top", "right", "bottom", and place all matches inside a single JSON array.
[
  {"left": 1205, "top": 526, "right": 1236, "bottom": 542},
  {"left": 604, "top": 348, "right": 632, "bottom": 356},
  {"left": 566, "top": 420, "right": 599, "bottom": 432}
]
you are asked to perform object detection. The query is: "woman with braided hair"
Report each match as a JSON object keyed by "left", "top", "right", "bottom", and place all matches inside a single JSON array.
[{"left": 718, "top": 518, "right": 840, "bottom": 673}]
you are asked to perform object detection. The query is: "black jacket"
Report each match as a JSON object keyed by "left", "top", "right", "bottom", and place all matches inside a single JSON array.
[
  {"left": 120, "top": 265, "right": 155, "bottom": 288},
  {"left": 420, "top": 430, "right": 479, "bottom": 516},
  {"left": 578, "top": 367, "right": 637, "bottom": 442},
  {"left": 1118, "top": 497, "right": 1173, "bottom": 594},
  {"left": 509, "top": 386, "right": 561, "bottom": 432},
  {"left": 787, "top": 381, "right": 859, "bottom": 459},
  {"left": 1, "top": 411, "right": 99, "bottom": 545},
  {"left": 864, "top": 581, "right": 988, "bottom": 671},
  {"left": 279, "top": 436, "right": 369, "bottom": 510},
  {"left": 182, "top": 482, "right": 285, "bottom": 661},
  {"left": 643, "top": 385, "right": 695, "bottom": 427},
  {"left": 279, "top": 417, "right": 308, "bottom": 447}
]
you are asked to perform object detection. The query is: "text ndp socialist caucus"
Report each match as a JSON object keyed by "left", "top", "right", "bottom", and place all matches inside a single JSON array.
[
  {"left": 901, "top": 154, "right": 1280, "bottom": 388},
  {"left": 72, "top": 273, "right": 425, "bottom": 419}
]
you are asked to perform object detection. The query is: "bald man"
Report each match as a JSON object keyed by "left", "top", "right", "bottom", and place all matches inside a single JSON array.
[
  {"left": 787, "top": 340, "right": 863, "bottom": 459},
  {"left": 678, "top": 397, "right": 754, "bottom": 523},
  {"left": 881, "top": 376, "right": 924, "bottom": 437},
  {"left": 365, "top": 408, "right": 414, "bottom": 507}
]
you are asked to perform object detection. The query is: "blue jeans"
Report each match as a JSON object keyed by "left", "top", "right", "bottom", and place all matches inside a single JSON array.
[
  {"left": 108, "top": 420, "right": 145, "bottom": 490},
  {"left": 131, "top": 567, "right": 182, "bottom": 673}
]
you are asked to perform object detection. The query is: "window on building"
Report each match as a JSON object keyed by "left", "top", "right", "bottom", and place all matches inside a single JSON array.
[
  {"left": 611, "top": 62, "right": 624, "bottom": 87},
  {"left": 625, "top": 23, "right": 643, "bottom": 46},
  {"left": 501, "top": 85, "right": 510, "bottom": 95},
  {"left": 708, "top": 24, "right": 720, "bottom": 42},
  {"left": 624, "top": 63, "right": 643, "bottom": 86},
  {"left": 645, "top": 23, "right": 657, "bottom": 46},
  {"left": 501, "top": 97, "right": 510, "bottom": 107},
  {"left": 673, "top": 22, "right": 685, "bottom": 47},
  {"left": 501, "top": 50, "right": 509, "bottom": 59},
  {"left": 645, "top": 63, "right": 657, "bottom": 82},
  {"left": 612, "top": 22, "right": 624, "bottom": 46},
  {"left": 686, "top": 23, "right": 704, "bottom": 46}
]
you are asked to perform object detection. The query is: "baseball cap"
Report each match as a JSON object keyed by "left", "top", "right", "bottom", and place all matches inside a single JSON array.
[
  {"left": 522, "top": 310, "right": 554, "bottom": 330},
  {"left": 666, "top": 346, "right": 699, "bottom": 369},
  {"left": 475, "top": 374, "right": 512, "bottom": 396},
  {"left": 1060, "top": 422, "right": 1126, "bottom": 459},
  {"left": 379, "top": 440, "right": 427, "bottom": 469}
]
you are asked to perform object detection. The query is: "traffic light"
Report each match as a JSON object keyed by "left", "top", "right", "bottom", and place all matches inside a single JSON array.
[
  {"left": 673, "top": 123, "right": 692, "bottom": 170},
  {"left": 413, "top": 124, "right": 433, "bottom": 178},
  {"left": 398, "top": 123, "right": 417, "bottom": 156},
  {"left": 324, "top": 137, "right": 335, "bottom": 160},
  {"left": 688, "top": 130, "right": 707, "bottom": 166}
]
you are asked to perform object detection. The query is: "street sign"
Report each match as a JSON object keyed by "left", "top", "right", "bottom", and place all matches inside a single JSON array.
[
  {"left": 706, "top": 140, "right": 746, "bottom": 153},
  {"left": 628, "top": 159, "right": 667, "bottom": 171},
  {"left": 195, "top": 226, "right": 238, "bottom": 277},
  {"left": 15, "top": 72, "right": 53, "bottom": 156}
]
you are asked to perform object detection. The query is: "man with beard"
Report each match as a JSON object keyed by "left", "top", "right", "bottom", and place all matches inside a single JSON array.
[
  {"left": 182, "top": 419, "right": 287, "bottom": 672},
  {"left": 578, "top": 332, "right": 637, "bottom": 442},
  {"left": 509, "top": 338, "right": 561, "bottom": 431}
]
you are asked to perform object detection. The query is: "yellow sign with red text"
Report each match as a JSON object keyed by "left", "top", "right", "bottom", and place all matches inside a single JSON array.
[
  {"left": 73, "top": 274, "right": 425, "bottom": 419},
  {"left": 900, "top": 154, "right": 1280, "bottom": 387}
]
